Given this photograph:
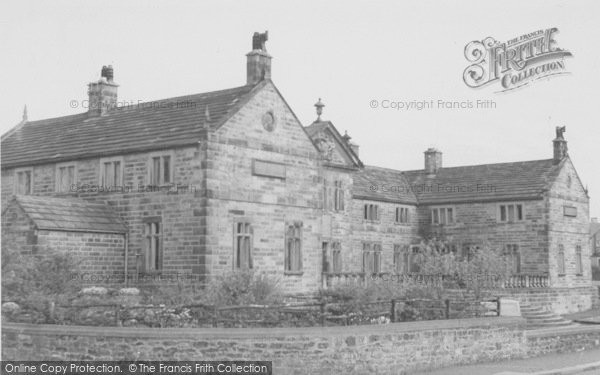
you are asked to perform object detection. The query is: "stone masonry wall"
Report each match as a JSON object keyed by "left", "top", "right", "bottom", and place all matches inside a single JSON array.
[
  {"left": 417, "top": 199, "right": 549, "bottom": 275},
  {"left": 547, "top": 158, "right": 591, "bottom": 288},
  {"left": 208, "top": 83, "right": 324, "bottom": 292},
  {"left": 1, "top": 145, "right": 208, "bottom": 279},
  {"left": 2, "top": 318, "right": 527, "bottom": 374}
]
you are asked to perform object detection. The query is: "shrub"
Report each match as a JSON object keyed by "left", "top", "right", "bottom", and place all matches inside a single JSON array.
[{"left": 200, "top": 270, "right": 282, "bottom": 306}]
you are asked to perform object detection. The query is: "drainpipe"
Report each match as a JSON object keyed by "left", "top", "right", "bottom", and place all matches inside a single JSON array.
[{"left": 124, "top": 232, "right": 129, "bottom": 287}]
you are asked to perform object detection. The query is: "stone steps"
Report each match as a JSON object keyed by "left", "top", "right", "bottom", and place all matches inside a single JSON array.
[{"left": 520, "top": 303, "right": 575, "bottom": 329}]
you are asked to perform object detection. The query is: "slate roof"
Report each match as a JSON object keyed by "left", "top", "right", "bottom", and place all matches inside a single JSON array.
[
  {"left": 12, "top": 195, "right": 127, "bottom": 234},
  {"left": 353, "top": 166, "right": 418, "bottom": 204},
  {"left": 1, "top": 83, "right": 261, "bottom": 168},
  {"left": 403, "top": 159, "right": 562, "bottom": 204}
]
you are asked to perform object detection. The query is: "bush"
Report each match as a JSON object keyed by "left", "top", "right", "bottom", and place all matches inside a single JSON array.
[{"left": 200, "top": 270, "right": 282, "bottom": 307}]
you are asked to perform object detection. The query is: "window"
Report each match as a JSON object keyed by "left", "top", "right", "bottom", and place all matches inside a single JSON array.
[
  {"left": 363, "top": 204, "right": 379, "bottom": 221},
  {"left": 499, "top": 203, "right": 524, "bottom": 222},
  {"left": 395, "top": 207, "right": 409, "bottom": 224},
  {"left": 362, "top": 242, "right": 381, "bottom": 274},
  {"left": 504, "top": 244, "right": 521, "bottom": 274},
  {"left": 575, "top": 245, "right": 583, "bottom": 275},
  {"left": 148, "top": 153, "right": 173, "bottom": 186},
  {"left": 285, "top": 222, "right": 302, "bottom": 273},
  {"left": 393, "top": 244, "right": 410, "bottom": 274},
  {"left": 431, "top": 207, "right": 454, "bottom": 225},
  {"left": 55, "top": 163, "right": 76, "bottom": 192},
  {"left": 100, "top": 157, "right": 123, "bottom": 187},
  {"left": 334, "top": 181, "right": 344, "bottom": 211},
  {"left": 332, "top": 242, "right": 342, "bottom": 273},
  {"left": 234, "top": 222, "right": 253, "bottom": 269},
  {"left": 558, "top": 244, "right": 565, "bottom": 275},
  {"left": 143, "top": 218, "right": 162, "bottom": 273},
  {"left": 14, "top": 168, "right": 33, "bottom": 195},
  {"left": 322, "top": 241, "right": 342, "bottom": 273}
]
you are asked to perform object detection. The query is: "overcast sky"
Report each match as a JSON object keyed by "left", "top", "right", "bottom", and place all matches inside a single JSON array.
[{"left": 1, "top": 0, "right": 598, "bottom": 217}]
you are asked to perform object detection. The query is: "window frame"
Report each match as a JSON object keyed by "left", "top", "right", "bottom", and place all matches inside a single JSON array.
[
  {"left": 55, "top": 162, "right": 77, "bottom": 193},
  {"left": 99, "top": 156, "right": 124, "bottom": 188},
  {"left": 233, "top": 220, "right": 253, "bottom": 270},
  {"left": 333, "top": 180, "right": 344, "bottom": 211},
  {"left": 498, "top": 203, "right": 524, "bottom": 223},
  {"left": 284, "top": 221, "right": 303, "bottom": 275},
  {"left": 363, "top": 203, "right": 380, "bottom": 221},
  {"left": 430, "top": 206, "right": 455, "bottom": 225},
  {"left": 395, "top": 206, "right": 410, "bottom": 224},
  {"left": 147, "top": 151, "right": 175, "bottom": 187},
  {"left": 142, "top": 217, "right": 163, "bottom": 274},
  {"left": 504, "top": 244, "right": 521, "bottom": 274},
  {"left": 13, "top": 167, "right": 34, "bottom": 195},
  {"left": 362, "top": 242, "right": 382, "bottom": 274},
  {"left": 575, "top": 245, "right": 583, "bottom": 275}
]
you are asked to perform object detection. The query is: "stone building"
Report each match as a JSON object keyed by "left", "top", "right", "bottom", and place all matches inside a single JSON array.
[{"left": 0, "top": 33, "right": 593, "bottom": 307}]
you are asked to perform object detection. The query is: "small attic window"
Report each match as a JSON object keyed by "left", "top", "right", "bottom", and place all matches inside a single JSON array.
[{"left": 14, "top": 167, "right": 33, "bottom": 195}]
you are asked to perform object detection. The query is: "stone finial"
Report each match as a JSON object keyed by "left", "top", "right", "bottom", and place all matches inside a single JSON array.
[
  {"left": 342, "top": 130, "right": 351, "bottom": 143},
  {"left": 252, "top": 31, "right": 269, "bottom": 51},
  {"left": 314, "top": 98, "right": 325, "bottom": 121},
  {"left": 553, "top": 126, "right": 568, "bottom": 163}
]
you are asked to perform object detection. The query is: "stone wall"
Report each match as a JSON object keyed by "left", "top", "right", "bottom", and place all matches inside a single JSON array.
[
  {"left": 4, "top": 319, "right": 600, "bottom": 374},
  {"left": 2, "top": 318, "right": 526, "bottom": 374},
  {"left": 1, "top": 145, "right": 208, "bottom": 279},
  {"left": 417, "top": 199, "right": 549, "bottom": 275}
]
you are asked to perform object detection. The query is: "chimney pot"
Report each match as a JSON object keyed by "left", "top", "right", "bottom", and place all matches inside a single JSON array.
[
  {"left": 553, "top": 126, "right": 568, "bottom": 164},
  {"left": 246, "top": 31, "right": 272, "bottom": 85}
]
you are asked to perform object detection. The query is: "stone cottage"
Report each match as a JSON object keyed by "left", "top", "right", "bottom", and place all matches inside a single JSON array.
[{"left": 0, "top": 32, "right": 594, "bottom": 309}]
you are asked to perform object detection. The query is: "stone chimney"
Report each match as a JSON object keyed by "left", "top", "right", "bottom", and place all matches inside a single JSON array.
[
  {"left": 88, "top": 65, "right": 118, "bottom": 117},
  {"left": 553, "top": 126, "right": 568, "bottom": 164},
  {"left": 592, "top": 217, "right": 598, "bottom": 223},
  {"left": 342, "top": 131, "right": 359, "bottom": 157},
  {"left": 424, "top": 148, "right": 442, "bottom": 174},
  {"left": 246, "top": 31, "right": 272, "bottom": 85}
]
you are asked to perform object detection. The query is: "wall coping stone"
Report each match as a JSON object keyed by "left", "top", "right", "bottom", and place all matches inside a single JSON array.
[
  {"left": 2, "top": 317, "right": 525, "bottom": 340},
  {"left": 526, "top": 324, "right": 600, "bottom": 339}
]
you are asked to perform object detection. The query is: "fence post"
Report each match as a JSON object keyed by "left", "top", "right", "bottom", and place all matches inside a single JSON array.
[
  {"left": 390, "top": 299, "right": 397, "bottom": 323},
  {"left": 212, "top": 306, "right": 218, "bottom": 327},
  {"left": 320, "top": 302, "right": 326, "bottom": 326},
  {"left": 115, "top": 304, "right": 122, "bottom": 327},
  {"left": 444, "top": 299, "right": 450, "bottom": 319}
]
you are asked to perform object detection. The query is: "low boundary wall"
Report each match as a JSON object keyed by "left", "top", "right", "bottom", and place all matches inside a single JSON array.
[{"left": 3, "top": 319, "right": 600, "bottom": 374}]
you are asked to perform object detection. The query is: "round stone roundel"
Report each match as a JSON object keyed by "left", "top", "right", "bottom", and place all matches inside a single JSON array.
[{"left": 262, "top": 111, "right": 276, "bottom": 132}]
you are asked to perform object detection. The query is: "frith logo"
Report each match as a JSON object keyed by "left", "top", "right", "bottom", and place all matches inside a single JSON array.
[{"left": 463, "top": 28, "right": 572, "bottom": 92}]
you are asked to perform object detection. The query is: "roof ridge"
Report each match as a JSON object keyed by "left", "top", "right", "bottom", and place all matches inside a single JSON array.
[{"left": 403, "top": 158, "right": 555, "bottom": 174}]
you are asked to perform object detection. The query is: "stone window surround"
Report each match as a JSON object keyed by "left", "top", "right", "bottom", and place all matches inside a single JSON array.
[
  {"left": 322, "top": 239, "right": 342, "bottom": 273},
  {"left": 284, "top": 221, "right": 303, "bottom": 276},
  {"left": 557, "top": 244, "right": 566, "bottom": 276},
  {"left": 362, "top": 242, "right": 382, "bottom": 274},
  {"left": 395, "top": 206, "right": 410, "bottom": 225},
  {"left": 13, "top": 167, "right": 33, "bottom": 195},
  {"left": 497, "top": 202, "right": 525, "bottom": 223},
  {"left": 142, "top": 216, "right": 163, "bottom": 274},
  {"left": 233, "top": 219, "right": 253, "bottom": 270},
  {"left": 430, "top": 206, "right": 455, "bottom": 226},
  {"left": 147, "top": 151, "right": 175, "bottom": 187},
  {"left": 575, "top": 244, "right": 583, "bottom": 276},
  {"left": 54, "top": 161, "right": 78, "bottom": 193},
  {"left": 99, "top": 156, "right": 125, "bottom": 187},
  {"left": 363, "top": 203, "right": 380, "bottom": 222}
]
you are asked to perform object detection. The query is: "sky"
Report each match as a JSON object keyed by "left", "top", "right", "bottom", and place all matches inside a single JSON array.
[{"left": 1, "top": 0, "right": 598, "bottom": 217}]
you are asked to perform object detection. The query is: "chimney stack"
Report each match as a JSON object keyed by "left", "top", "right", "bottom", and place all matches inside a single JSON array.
[
  {"left": 553, "top": 126, "right": 568, "bottom": 164},
  {"left": 246, "top": 31, "right": 272, "bottom": 85},
  {"left": 592, "top": 217, "right": 598, "bottom": 223},
  {"left": 424, "top": 148, "right": 442, "bottom": 174},
  {"left": 88, "top": 65, "right": 118, "bottom": 117}
]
